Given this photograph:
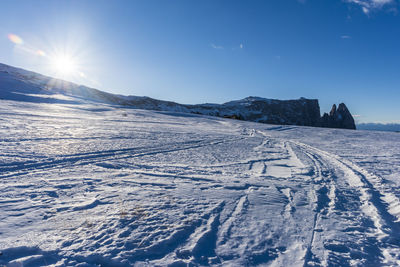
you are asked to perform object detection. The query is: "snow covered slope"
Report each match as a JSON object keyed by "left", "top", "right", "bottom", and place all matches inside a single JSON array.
[
  {"left": 0, "top": 98, "right": 399, "bottom": 266},
  {"left": 0, "top": 63, "right": 355, "bottom": 129}
]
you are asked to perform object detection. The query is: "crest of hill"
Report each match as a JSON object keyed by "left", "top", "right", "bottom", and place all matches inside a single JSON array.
[{"left": 0, "top": 63, "right": 355, "bottom": 129}]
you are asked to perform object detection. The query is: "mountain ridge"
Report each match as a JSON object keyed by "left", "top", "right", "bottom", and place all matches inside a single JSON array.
[
  {"left": 357, "top": 123, "right": 400, "bottom": 132},
  {"left": 0, "top": 62, "right": 355, "bottom": 129}
]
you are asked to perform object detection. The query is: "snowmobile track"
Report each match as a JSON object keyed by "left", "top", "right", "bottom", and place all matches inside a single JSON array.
[{"left": 290, "top": 141, "right": 400, "bottom": 266}]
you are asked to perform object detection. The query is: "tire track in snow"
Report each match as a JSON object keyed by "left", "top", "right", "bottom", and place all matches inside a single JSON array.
[
  {"left": 296, "top": 143, "right": 380, "bottom": 266},
  {"left": 290, "top": 141, "right": 400, "bottom": 266},
  {"left": 289, "top": 143, "right": 336, "bottom": 267},
  {"left": 295, "top": 141, "right": 400, "bottom": 232}
]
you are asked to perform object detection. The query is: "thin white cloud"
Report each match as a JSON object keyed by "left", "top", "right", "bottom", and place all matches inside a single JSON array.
[
  {"left": 341, "top": 35, "right": 351, "bottom": 39},
  {"left": 345, "top": 0, "right": 396, "bottom": 14},
  {"left": 210, "top": 43, "right": 224, "bottom": 50},
  {"left": 211, "top": 43, "right": 244, "bottom": 51},
  {"left": 362, "top": 6, "right": 370, "bottom": 13},
  {"left": 230, "top": 44, "right": 245, "bottom": 51}
]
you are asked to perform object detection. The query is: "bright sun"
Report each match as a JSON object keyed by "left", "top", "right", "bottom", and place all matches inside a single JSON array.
[{"left": 51, "top": 55, "right": 76, "bottom": 77}]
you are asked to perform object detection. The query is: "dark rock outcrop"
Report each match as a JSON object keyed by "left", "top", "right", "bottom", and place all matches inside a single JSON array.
[
  {"left": 179, "top": 97, "right": 356, "bottom": 130},
  {"left": 319, "top": 103, "right": 356, "bottom": 130},
  {"left": 184, "top": 97, "right": 322, "bottom": 127}
]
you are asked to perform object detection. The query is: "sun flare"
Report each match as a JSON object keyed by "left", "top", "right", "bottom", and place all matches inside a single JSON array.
[{"left": 51, "top": 54, "right": 77, "bottom": 77}]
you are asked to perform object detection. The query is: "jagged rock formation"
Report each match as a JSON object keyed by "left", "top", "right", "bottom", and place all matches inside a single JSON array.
[
  {"left": 319, "top": 103, "right": 356, "bottom": 130},
  {"left": 0, "top": 62, "right": 356, "bottom": 130}
]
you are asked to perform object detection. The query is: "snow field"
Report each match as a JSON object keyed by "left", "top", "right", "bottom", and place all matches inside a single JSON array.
[{"left": 1, "top": 100, "right": 400, "bottom": 266}]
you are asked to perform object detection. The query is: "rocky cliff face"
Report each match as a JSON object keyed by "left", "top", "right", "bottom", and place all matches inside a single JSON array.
[
  {"left": 188, "top": 98, "right": 356, "bottom": 130},
  {"left": 319, "top": 103, "right": 356, "bottom": 130},
  {"left": 185, "top": 97, "right": 322, "bottom": 127}
]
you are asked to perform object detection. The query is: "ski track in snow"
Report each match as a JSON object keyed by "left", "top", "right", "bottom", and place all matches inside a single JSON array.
[{"left": 0, "top": 100, "right": 400, "bottom": 266}]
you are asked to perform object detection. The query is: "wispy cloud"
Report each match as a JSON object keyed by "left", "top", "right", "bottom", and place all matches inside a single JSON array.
[
  {"left": 211, "top": 43, "right": 244, "bottom": 51},
  {"left": 341, "top": 35, "right": 351, "bottom": 39},
  {"left": 210, "top": 43, "right": 224, "bottom": 50},
  {"left": 232, "top": 44, "right": 244, "bottom": 50},
  {"left": 345, "top": 0, "right": 396, "bottom": 14},
  {"left": 299, "top": 0, "right": 396, "bottom": 14}
]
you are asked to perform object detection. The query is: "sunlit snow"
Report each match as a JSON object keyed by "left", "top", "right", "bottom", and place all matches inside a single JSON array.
[{"left": 1, "top": 97, "right": 400, "bottom": 266}]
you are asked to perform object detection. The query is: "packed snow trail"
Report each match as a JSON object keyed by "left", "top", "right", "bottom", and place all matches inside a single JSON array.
[
  {"left": 288, "top": 142, "right": 400, "bottom": 266},
  {"left": 1, "top": 100, "right": 400, "bottom": 266}
]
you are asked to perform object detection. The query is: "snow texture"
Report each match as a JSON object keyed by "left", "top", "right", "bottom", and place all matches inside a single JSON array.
[{"left": 0, "top": 95, "right": 400, "bottom": 266}]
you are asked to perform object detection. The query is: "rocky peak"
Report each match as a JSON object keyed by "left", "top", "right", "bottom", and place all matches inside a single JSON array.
[
  {"left": 330, "top": 104, "right": 337, "bottom": 116},
  {"left": 319, "top": 103, "right": 356, "bottom": 130}
]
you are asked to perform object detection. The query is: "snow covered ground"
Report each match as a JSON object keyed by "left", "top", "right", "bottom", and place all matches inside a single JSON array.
[{"left": 1, "top": 97, "right": 400, "bottom": 266}]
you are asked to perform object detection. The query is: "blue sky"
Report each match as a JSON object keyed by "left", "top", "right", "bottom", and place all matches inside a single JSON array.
[{"left": 0, "top": 0, "right": 399, "bottom": 123}]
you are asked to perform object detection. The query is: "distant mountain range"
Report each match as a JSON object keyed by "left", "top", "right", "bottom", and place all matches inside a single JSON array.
[
  {"left": 0, "top": 62, "right": 355, "bottom": 129},
  {"left": 357, "top": 123, "right": 400, "bottom": 132}
]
